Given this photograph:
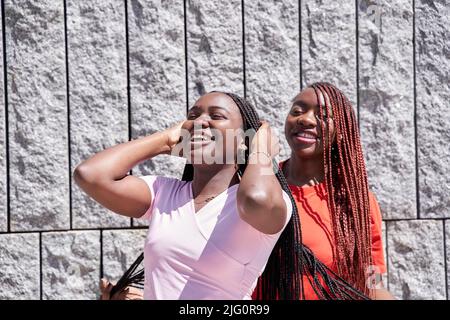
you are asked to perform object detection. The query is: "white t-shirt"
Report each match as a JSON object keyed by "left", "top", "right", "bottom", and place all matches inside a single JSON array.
[{"left": 139, "top": 175, "right": 292, "bottom": 300}]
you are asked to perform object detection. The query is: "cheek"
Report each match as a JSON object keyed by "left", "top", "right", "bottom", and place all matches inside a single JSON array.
[
  {"left": 284, "top": 117, "right": 294, "bottom": 135},
  {"left": 317, "top": 120, "right": 335, "bottom": 139},
  {"left": 215, "top": 127, "right": 239, "bottom": 150},
  {"left": 331, "top": 123, "right": 336, "bottom": 137},
  {"left": 214, "top": 118, "right": 241, "bottom": 131}
]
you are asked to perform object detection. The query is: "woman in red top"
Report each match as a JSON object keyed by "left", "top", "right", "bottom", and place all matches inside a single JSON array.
[
  {"left": 102, "top": 84, "right": 394, "bottom": 300},
  {"left": 255, "top": 82, "right": 394, "bottom": 300}
]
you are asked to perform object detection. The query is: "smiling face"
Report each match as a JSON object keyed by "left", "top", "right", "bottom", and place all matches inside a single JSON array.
[
  {"left": 182, "top": 92, "right": 244, "bottom": 165},
  {"left": 284, "top": 87, "right": 335, "bottom": 160}
]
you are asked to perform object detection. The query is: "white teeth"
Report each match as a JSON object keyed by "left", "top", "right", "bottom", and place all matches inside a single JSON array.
[
  {"left": 296, "top": 132, "right": 316, "bottom": 139},
  {"left": 191, "top": 135, "right": 210, "bottom": 141}
]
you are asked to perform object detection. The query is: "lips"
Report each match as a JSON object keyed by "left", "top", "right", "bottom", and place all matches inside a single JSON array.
[{"left": 292, "top": 130, "right": 317, "bottom": 144}]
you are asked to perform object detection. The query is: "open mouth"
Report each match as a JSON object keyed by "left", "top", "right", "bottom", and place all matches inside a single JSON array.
[{"left": 189, "top": 133, "right": 215, "bottom": 146}]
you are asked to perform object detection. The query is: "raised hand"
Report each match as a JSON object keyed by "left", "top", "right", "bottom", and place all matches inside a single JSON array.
[{"left": 99, "top": 278, "right": 143, "bottom": 300}]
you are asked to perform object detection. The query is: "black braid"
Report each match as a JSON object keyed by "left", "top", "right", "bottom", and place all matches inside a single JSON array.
[{"left": 111, "top": 91, "right": 369, "bottom": 300}]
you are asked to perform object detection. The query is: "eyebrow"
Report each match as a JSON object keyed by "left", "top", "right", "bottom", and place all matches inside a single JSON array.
[
  {"left": 291, "top": 100, "right": 319, "bottom": 109},
  {"left": 188, "top": 105, "right": 230, "bottom": 113}
]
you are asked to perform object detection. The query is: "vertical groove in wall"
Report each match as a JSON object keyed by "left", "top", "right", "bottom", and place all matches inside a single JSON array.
[
  {"left": 63, "top": 0, "right": 73, "bottom": 230},
  {"left": 412, "top": 0, "right": 420, "bottom": 220},
  {"left": 385, "top": 221, "right": 390, "bottom": 291},
  {"left": 39, "top": 232, "right": 43, "bottom": 300},
  {"left": 355, "top": 0, "right": 360, "bottom": 127},
  {"left": 1, "top": 0, "right": 10, "bottom": 232},
  {"left": 125, "top": 0, "right": 132, "bottom": 144},
  {"left": 299, "top": 0, "right": 302, "bottom": 91},
  {"left": 124, "top": 0, "right": 133, "bottom": 228},
  {"left": 241, "top": 0, "right": 246, "bottom": 98},
  {"left": 443, "top": 220, "right": 448, "bottom": 300},
  {"left": 183, "top": 0, "right": 189, "bottom": 114},
  {"left": 100, "top": 229, "right": 103, "bottom": 279}
]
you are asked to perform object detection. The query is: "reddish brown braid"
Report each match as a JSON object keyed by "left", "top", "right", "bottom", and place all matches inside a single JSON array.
[{"left": 311, "top": 82, "right": 373, "bottom": 296}]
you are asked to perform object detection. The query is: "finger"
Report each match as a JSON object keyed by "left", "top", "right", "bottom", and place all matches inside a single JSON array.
[
  {"left": 100, "top": 284, "right": 112, "bottom": 300},
  {"left": 100, "top": 279, "right": 113, "bottom": 294},
  {"left": 100, "top": 279, "right": 115, "bottom": 300},
  {"left": 259, "top": 120, "right": 269, "bottom": 127},
  {"left": 124, "top": 287, "right": 144, "bottom": 300},
  {"left": 126, "top": 293, "right": 144, "bottom": 300},
  {"left": 113, "top": 287, "right": 130, "bottom": 300},
  {"left": 179, "top": 120, "right": 188, "bottom": 130},
  {"left": 99, "top": 278, "right": 108, "bottom": 291},
  {"left": 111, "top": 289, "right": 125, "bottom": 301}
]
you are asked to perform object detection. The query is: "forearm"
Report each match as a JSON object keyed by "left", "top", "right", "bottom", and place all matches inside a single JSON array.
[
  {"left": 72, "top": 121, "right": 183, "bottom": 218},
  {"left": 237, "top": 153, "right": 286, "bottom": 234},
  {"left": 238, "top": 153, "right": 280, "bottom": 204},
  {"left": 74, "top": 131, "right": 170, "bottom": 182}
]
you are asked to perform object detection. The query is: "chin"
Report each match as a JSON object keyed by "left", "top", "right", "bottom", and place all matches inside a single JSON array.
[
  {"left": 187, "top": 148, "right": 225, "bottom": 165},
  {"left": 289, "top": 143, "right": 322, "bottom": 160},
  {"left": 295, "top": 150, "right": 320, "bottom": 159}
]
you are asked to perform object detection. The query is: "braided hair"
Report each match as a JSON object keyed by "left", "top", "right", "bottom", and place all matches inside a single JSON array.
[
  {"left": 310, "top": 82, "right": 373, "bottom": 296},
  {"left": 110, "top": 90, "right": 370, "bottom": 300}
]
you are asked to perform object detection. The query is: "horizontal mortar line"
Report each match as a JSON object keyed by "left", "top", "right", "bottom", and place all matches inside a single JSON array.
[
  {"left": 0, "top": 226, "right": 149, "bottom": 235},
  {"left": 383, "top": 217, "right": 450, "bottom": 223},
  {"left": 2, "top": 217, "right": 448, "bottom": 235}
]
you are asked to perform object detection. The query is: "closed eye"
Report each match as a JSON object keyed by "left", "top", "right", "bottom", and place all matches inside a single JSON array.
[
  {"left": 290, "top": 107, "right": 305, "bottom": 116},
  {"left": 187, "top": 113, "right": 198, "bottom": 120},
  {"left": 211, "top": 113, "right": 226, "bottom": 120}
]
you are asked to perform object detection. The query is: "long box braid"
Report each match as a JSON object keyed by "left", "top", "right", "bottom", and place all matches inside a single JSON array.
[{"left": 311, "top": 82, "right": 373, "bottom": 297}]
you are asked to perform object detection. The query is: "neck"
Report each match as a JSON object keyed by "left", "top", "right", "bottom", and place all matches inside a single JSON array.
[
  {"left": 284, "top": 153, "right": 325, "bottom": 187},
  {"left": 191, "top": 164, "right": 239, "bottom": 197}
]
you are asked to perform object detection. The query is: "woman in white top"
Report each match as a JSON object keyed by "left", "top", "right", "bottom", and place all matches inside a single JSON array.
[{"left": 74, "top": 91, "right": 294, "bottom": 299}]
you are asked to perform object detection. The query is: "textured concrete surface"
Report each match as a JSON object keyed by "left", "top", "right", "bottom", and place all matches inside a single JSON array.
[
  {"left": 102, "top": 229, "right": 147, "bottom": 281},
  {"left": 359, "top": 0, "right": 416, "bottom": 220},
  {"left": 5, "top": 0, "right": 70, "bottom": 231},
  {"left": 382, "top": 221, "right": 388, "bottom": 289},
  {"left": 186, "top": 0, "right": 244, "bottom": 106},
  {"left": 128, "top": 0, "right": 186, "bottom": 180},
  {"left": 0, "top": 11, "right": 6, "bottom": 232},
  {"left": 67, "top": 0, "right": 130, "bottom": 229},
  {"left": 388, "top": 220, "right": 446, "bottom": 299},
  {"left": 446, "top": 220, "right": 450, "bottom": 298},
  {"left": 127, "top": 0, "right": 187, "bottom": 227},
  {"left": 0, "top": 233, "right": 40, "bottom": 299},
  {"left": 244, "top": 0, "right": 299, "bottom": 160},
  {"left": 41, "top": 231, "right": 100, "bottom": 300},
  {"left": 0, "top": 0, "right": 448, "bottom": 299},
  {"left": 416, "top": 0, "right": 450, "bottom": 218},
  {"left": 301, "top": 0, "right": 357, "bottom": 108}
]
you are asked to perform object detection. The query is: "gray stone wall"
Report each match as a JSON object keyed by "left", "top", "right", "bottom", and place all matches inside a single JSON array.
[{"left": 0, "top": 0, "right": 448, "bottom": 300}]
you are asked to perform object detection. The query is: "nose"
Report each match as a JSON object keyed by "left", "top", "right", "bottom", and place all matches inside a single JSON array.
[
  {"left": 192, "top": 114, "right": 210, "bottom": 130},
  {"left": 296, "top": 110, "right": 316, "bottom": 127}
]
